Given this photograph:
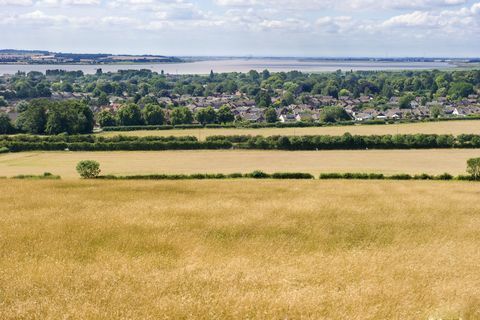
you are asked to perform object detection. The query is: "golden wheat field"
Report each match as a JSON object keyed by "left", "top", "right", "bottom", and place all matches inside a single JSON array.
[
  {"left": 0, "top": 179, "right": 479, "bottom": 319},
  {"left": 1, "top": 149, "right": 480, "bottom": 178},
  {"left": 99, "top": 120, "right": 480, "bottom": 140}
]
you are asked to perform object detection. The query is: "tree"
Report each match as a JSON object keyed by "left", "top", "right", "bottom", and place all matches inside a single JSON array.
[
  {"left": 281, "top": 91, "right": 295, "bottom": 106},
  {"left": 217, "top": 105, "right": 234, "bottom": 123},
  {"left": 97, "top": 92, "right": 109, "bottom": 106},
  {"left": 399, "top": 93, "right": 415, "bottom": 109},
  {"left": 448, "top": 82, "right": 474, "bottom": 99},
  {"left": 320, "top": 106, "right": 351, "bottom": 123},
  {"left": 339, "top": 89, "right": 351, "bottom": 97},
  {"left": 255, "top": 90, "right": 271, "bottom": 108},
  {"left": 15, "top": 104, "right": 47, "bottom": 134},
  {"left": 170, "top": 107, "right": 193, "bottom": 125},
  {"left": 0, "top": 113, "right": 13, "bottom": 134},
  {"left": 97, "top": 110, "right": 117, "bottom": 127},
  {"left": 467, "top": 158, "right": 480, "bottom": 180},
  {"left": 45, "top": 101, "right": 94, "bottom": 135},
  {"left": 76, "top": 160, "right": 101, "bottom": 179},
  {"left": 430, "top": 104, "right": 444, "bottom": 119},
  {"left": 142, "top": 104, "right": 165, "bottom": 125},
  {"left": 0, "top": 96, "right": 7, "bottom": 107},
  {"left": 195, "top": 106, "right": 216, "bottom": 125},
  {"left": 117, "top": 103, "right": 143, "bottom": 126},
  {"left": 264, "top": 108, "right": 278, "bottom": 123}
]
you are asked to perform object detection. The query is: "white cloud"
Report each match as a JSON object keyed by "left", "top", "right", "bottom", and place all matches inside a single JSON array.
[{"left": 0, "top": 0, "right": 33, "bottom": 5}]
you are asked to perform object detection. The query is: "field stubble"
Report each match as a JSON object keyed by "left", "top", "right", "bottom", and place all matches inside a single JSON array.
[{"left": 0, "top": 180, "right": 479, "bottom": 319}]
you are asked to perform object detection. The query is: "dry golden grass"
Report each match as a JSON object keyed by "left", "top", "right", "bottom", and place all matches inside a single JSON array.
[
  {"left": 1, "top": 149, "right": 480, "bottom": 178},
  {"left": 99, "top": 120, "right": 480, "bottom": 140},
  {"left": 0, "top": 179, "right": 479, "bottom": 319}
]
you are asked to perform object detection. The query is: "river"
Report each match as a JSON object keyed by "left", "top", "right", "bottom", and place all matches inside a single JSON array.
[{"left": 0, "top": 58, "right": 455, "bottom": 75}]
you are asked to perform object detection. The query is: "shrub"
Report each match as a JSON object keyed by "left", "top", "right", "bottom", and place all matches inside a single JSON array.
[
  {"left": 248, "top": 170, "right": 270, "bottom": 179},
  {"left": 76, "top": 160, "right": 101, "bottom": 179},
  {"left": 413, "top": 173, "right": 434, "bottom": 180},
  {"left": 227, "top": 173, "right": 244, "bottom": 179},
  {"left": 12, "top": 172, "right": 60, "bottom": 180},
  {"left": 0, "top": 147, "right": 9, "bottom": 154},
  {"left": 271, "top": 172, "right": 314, "bottom": 179},
  {"left": 319, "top": 173, "right": 344, "bottom": 179},
  {"left": 389, "top": 174, "right": 412, "bottom": 180},
  {"left": 435, "top": 173, "right": 454, "bottom": 180}
]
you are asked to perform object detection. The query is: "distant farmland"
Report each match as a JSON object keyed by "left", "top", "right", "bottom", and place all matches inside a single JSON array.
[
  {"left": 1, "top": 149, "right": 479, "bottom": 178},
  {"left": 99, "top": 120, "right": 480, "bottom": 140}
]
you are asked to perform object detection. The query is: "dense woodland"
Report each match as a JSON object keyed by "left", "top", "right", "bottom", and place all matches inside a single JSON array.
[{"left": 0, "top": 68, "right": 480, "bottom": 134}]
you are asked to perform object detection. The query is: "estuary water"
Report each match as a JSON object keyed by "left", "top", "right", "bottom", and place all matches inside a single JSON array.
[{"left": 0, "top": 58, "right": 454, "bottom": 75}]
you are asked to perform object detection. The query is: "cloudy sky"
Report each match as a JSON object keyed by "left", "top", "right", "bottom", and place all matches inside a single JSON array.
[{"left": 1, "top": 0, "right": 479, "bottom": 57}]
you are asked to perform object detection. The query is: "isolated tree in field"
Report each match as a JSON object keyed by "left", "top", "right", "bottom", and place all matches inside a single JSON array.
[
  {"left": 76, "top": 160, "right": 101, "bottom": 179},
  {"left": 467, "top": 158, "right": 480, "bottom": 180}
]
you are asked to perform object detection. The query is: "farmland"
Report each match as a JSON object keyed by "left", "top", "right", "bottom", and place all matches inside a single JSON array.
[
  {"left": 1, "top": 179, "right": 479, "bottom": 319},
  {"left": 99, "top": 120, "right": 480, "bottom": 140},
  {"left": 1, "top": 149, "right": 480, "bottom": 178}
]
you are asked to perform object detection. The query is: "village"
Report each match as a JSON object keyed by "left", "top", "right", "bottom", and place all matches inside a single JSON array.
[{"left": 92, "top": 91, "right": 480, "bottom": 124}]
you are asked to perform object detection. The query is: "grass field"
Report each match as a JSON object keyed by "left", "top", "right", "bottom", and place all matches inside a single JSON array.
[
  {"left": 99, "top": 120, "right": 480, "bottom": 140},
  {"left": 0, "top": 180, "right": 479, "bottom": 319},
  {"left": 1, "top": 149, "right": 479, "bottom": 178}
]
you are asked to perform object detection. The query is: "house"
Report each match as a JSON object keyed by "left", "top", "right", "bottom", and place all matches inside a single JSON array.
[
  {"left": 243, "top": 112, "right": 264, "bottom": 123},
  {"left": 279, "top": 114, "right": 297, "bottom": 123}
]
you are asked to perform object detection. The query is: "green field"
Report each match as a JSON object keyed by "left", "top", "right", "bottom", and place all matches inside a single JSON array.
[
  {"left": 1, "top": 179, "right": 479, "bottom": 319},
  {"left": 1, "top": 149, "right": 479, "bottom": 178},
  {"left": 99, "top": 120, "right": 480, "bottom": 140}
]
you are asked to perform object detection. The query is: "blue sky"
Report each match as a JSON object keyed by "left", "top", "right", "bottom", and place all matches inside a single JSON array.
[{"left": 1, "top": 0, "right": 479, "bottom": 57}]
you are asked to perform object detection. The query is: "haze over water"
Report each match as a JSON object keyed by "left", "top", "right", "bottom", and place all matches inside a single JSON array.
[{"left": 0, "top": 58, "right": 454, "bottom": 76}]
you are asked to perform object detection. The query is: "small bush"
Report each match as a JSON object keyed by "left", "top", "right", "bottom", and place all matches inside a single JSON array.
[
  {"left": 271, "top": 172, "right": 314, "bottom": 179},
  {"left": 413, "top": 173, "right": 434, "bottom": 180},
  {"left": 389, "top": 174, "right": 413, "bottom": 180},
  {"left": 0, "top": 147, "right": 9, "bottom": 154},
  {"left": 227, "top": 173, "right": 244, "bottom": 179},
  {"left": 319, "top": 173, "right": 344, "bottom": 179},
  {"left": 247, "top": 171, "right": 271, "bottom": 179},
  {"left": 12, "top": 172, "right": 60, "bottom": 180},
  {"left": 76, "top": 160, "right": 101, "bottom": 179},
  {"left": 435, "top": 173, "right": 454, "bottom": 180}
]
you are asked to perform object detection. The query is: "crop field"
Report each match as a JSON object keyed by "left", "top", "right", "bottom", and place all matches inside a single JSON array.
[
  {"left": 0, "top": 179, "right": 479, "bottom": 319},
  {"left": 1, "top": 149, "right": 480, "bottom": 178},
  {"left": 99, "top": 120, "right": 480, "bottom": 140}
]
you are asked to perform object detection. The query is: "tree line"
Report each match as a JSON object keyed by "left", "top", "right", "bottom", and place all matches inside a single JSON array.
[{"left": 3, "top": 133, "right": 480, "bottom": 152}]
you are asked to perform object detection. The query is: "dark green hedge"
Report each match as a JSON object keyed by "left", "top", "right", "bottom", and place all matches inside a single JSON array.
[
  {"left": 97, "top": 171, "right": 314, "bottom": 180},
  {"left": 209, "top": 133, "right": 480, "bottom": 150},
  {"left": 319, "top": 172, "right": 455, "bottom": 180}
]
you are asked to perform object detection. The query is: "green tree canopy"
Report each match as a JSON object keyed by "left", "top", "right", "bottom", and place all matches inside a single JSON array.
[
  {"left": 117, "top": 103, "right": 143, "bottom": 126},
  {"left": 264, "top": 108, "right": 278, "bottom": 123},
  {"left": 97, "top": 110, "right": 117, "bottom": 127},
  {"left": 320, "top": 106, "right": 351, "bottom": 123},
  {"left": 217, "top": 105, "right": 235, "bottom": 123},
  {"left": 170, "top": 107, "right": 193, "bottom": 125},
  {"left": 195, "top": 106, "right": 217, "bottom": 125},
  {"left": 142, "top": 104, "right": 165, "bottom": 125}
]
